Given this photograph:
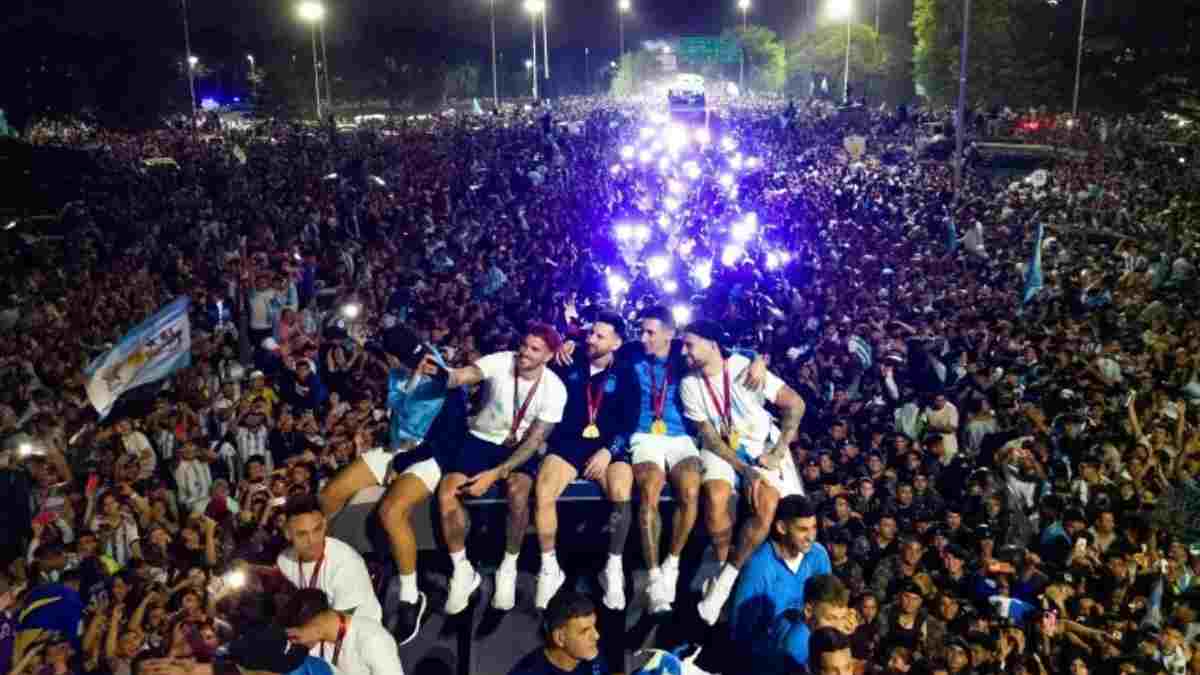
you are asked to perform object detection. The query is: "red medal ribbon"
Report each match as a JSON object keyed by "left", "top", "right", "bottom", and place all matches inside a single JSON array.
[
  {"left": 510, "top": 356, "right": 542, "bottom": 440},
  {"left": 701, "top": 362, "right": 733, "bottom": 437},
  {"left": 301, "top": 543, "right": 326, "bottom": 589},
  {"left": 585, "top": 375, "right": 606, "bottom": 428},
  {"left": 649, "top": 360, "right": 671, "bottom": 421},
  {"left": 321, "top": 613, "right": 348, "bottom": 665}
]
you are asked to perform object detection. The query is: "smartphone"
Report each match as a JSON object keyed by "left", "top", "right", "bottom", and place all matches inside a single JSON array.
[{"left": 269, "top": 497, "right": 287, "bottom": 507}]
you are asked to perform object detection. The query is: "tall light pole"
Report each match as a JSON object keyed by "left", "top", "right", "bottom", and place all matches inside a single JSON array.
[
  {"left": 829, "top": 0, "right": 852, "bottom": 103},
  {"left": 319, "top": 13, "right": 332, "bottom": 115},
  {"left": 180, "top": 0, "right": 196, "bottom": 118},
  {"left": 542, "top": 2, "right": 550, "bottom": 81},
  {"left": 246, "top": 54, "right": 256, "bottom": 100},
  {"left": 525, "top": 0, "right": 544, "bottom": 100},
  {"left": 737, "top": 0, "right": 750, "bottom": 92},
  {"left": 489, "top": 0, "right": 499, "bottom": 108},
  {"left": 298, "top": 1, "right": 326, "bottom": 119},
  {"left": 618, "top": 0, "right": 630, "bottom": 60},
  {"left": 1071, "top": 0, "right": 1088, "bottom": 120},
  {"left": 585, "top": 47, "right": 590, "bottom": 95},
  {"left": 953, "top": 0, "right": 971, "bottom": 198}
]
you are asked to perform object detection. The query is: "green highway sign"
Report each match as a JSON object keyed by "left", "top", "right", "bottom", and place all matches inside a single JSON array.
[{"left": 675, "top": 36, "right": 741, "bottom": 64}]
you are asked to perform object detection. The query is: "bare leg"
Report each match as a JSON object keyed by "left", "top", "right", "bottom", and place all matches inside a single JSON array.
[
  {"left": 731, "top": 480, "right": 780, "bottom": 568},
  {"left": 378, "top": 474, "right": 432, "bottom": 576},
  {"left": 504, "top": 473, "right": 534, "bottom": 556},
  {"left": 438, "top": 473, "right": 471, "bottom": 554},
  {"left": 703, "top": 480, "right": 735, "bottom": 563},
  {"left": 534, "top": 455, "right": 578, "bottom": 553},
  {"left": 667, "top": 458, "right": 702, "bottom": 558},
  {"left": 634, "top": 462, "right": 666, "bottom": 569},
  {"left": 319, "top": 458, "right": 378, "bottom": 517}
]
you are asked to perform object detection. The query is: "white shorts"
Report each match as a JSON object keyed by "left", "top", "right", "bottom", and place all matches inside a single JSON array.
[
  {"left": 400, "top": 457, "right": 442, "bottom": 494},
  {"left": 700, "top": 448, "right": 803, "bottom": 498},
  {"left": 362, "top": 448, "right": 395, "bottom": 485},
  {"left": 630, "top": 433, "right": 701, "bottom": 471}
]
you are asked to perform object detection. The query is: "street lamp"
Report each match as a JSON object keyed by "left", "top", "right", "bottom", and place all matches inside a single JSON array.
[
  {"left": 618, "top": 0, "right": 630, "bottom": 59},
  {"left": 828, "top": 0, "right": 852, "bottom": 103},
  {"left": 180, "top": 0, "right": 196, "bottom": 119},
  {"left": 188, "top": 55, "right": 199, "bottom": 67},
  {"left": 525, "top": 0, "right": 544, "bottom": 100},
  {"left": 737, "top": 0, "right": 750, "bottom": 92},
  {"left": 297, "top": 1, "right": 327, "bottom": 120},
  {"left": 246, "top": 54, "right": 256, "bottom": 101},
  {"left": 1071, "top": 0, "right": 1088, "bottom": 120},
  {"left": 489, "top": 0, "right": 499, "bottom": 109},
  {"left": 738, "top": 0, "right": 750, "bottom": 28}
]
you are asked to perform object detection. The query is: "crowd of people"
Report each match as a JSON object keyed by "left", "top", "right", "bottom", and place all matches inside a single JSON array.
[{"left": 0, "top": 92, "right": 1198, "bottom": 675}]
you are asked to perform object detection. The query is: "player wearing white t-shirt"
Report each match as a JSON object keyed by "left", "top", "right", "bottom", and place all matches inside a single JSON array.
[
  {"left": 284, "top": 588, "right": 405, "bottom": 675},
  {"left": 679, "top": 319, "right": 806, "bottom": 625},
  {"left": 430, "top": 324, "right": 568, "bottom": 615},
  {"left": 277, "top": 495, "right": 383, "bottom": 622}
]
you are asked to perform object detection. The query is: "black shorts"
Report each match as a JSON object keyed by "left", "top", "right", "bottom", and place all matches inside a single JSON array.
[{"left": 442, "top": 433, "right": 538, "bottom": 478}]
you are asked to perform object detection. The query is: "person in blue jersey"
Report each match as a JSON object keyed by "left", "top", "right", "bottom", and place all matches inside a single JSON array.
[
  {"left": 727, "top": 495, "right": 831, "bottom": 675},
  {"left": 534, "top": 312, "right": 640, "bottom": 611},
  {"left": 508, "top": 591, "right": 606, "bottom": 675}
]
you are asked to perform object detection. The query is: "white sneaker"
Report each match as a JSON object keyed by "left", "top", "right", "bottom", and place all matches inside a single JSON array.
[
  {"left": 535, "top": 565, "right": 566, "bottom": 610},
  {"left": 646, "top": 572, "right": 672, "bottom": 614},
  {"left": 599, "top": 562, "right": 626, "bottom": 611},
  {"left": 697, "top": 576, "right": 734, "bottom": 626},
  {"left": 444, "top": 563, "right": 481, "bottom": 615},
  {"left": 689, "top": 545, "right": 721, "bottom": 593},
  {"left": 661, "top": 562, "right": 680, "bottom": 605},
  {"left": 492, "top": 562, "right": 518, "bottom": 611}
]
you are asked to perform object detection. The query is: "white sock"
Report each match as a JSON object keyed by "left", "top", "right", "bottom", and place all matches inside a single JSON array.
[
  {"left": 450, "top": 550, "right": 468, "bottom": 568},
  {"left": 716, "top": 563, "right": 740, "bottom": 590},
  {"left": 541, "top": 550, "right": 559, "bottom": 571},
  {"left": 607, "top": 553, "right": 623, "bottom": 571},
  {"left": 663, "top": 554, "right": 680, "bottom": 571},
  {"left": 398, "top": 572, "right": 418, "bottom": 603},
  {"left": 501, "top": 551, "right": 519, "bottom": 570}
]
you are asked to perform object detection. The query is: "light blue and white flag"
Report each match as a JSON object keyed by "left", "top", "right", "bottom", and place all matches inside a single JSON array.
[
  {"left": 848, "top": 334, "right": 873, "bottom": 369},
  {"left": 1021, "top": 222, "right": 1045, "bottom": 308},
  {"left": 84, "top": 297, "right": 191, "bottom": 418},
  {"left": 946, "top": 218, "right": 959, "bottom": 253}
]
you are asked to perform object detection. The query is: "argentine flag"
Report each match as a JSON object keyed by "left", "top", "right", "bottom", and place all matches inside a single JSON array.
[
  {"left": 1022, "top": 223, "right": 1046, "bottom": 308},
  {"left": 848, "top": 335, "right": 873, "bottom": 370},
  {"left": 84, "top": 297, "right": 191, "bottom": 418}
]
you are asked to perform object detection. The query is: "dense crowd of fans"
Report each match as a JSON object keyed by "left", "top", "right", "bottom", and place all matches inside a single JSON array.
[{"left": 0, "top": 94, "right": 1199, "bottom": 675}]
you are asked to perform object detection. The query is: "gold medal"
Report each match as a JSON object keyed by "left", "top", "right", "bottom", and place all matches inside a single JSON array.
[
  {"left": 582, "top": 423, "right": 601, "bottom": 439},
  {"left": 727, "top": 430, "right": 741, "bottom": 450},
  {"left": 650, "top": 418, "right": 667, "bottom": 435}
]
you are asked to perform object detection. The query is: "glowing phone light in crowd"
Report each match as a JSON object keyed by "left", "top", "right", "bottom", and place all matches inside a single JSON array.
[
  {"left": 657, "top": 156, "right": 671, "bottom": 172},
  {"left": 225, "top": 569, "right": 247, "bottom": 590},
  {"left": 638, "top": 150, "right": 653, "bottom": 164},
  {"left": 721, "top": 136, "right": 737, "bottom": 152},
  {"left": 615, "top": 224, "right": 633, "bottom": 240},
  {"left": 647, "top": 255, "right": 670, "bottom": 278},
  {"left": 650, "top": 140, "right": 664, "bottom": 153},
  {"left": 649, "top": 111, "right": 668, "bottom": 125},
  {"left": 719, "top": 173, "right": 734, "bottom": 188},
  {"left": 672, "top": 304, "right": 692, "bottom": 325},
  {"left": 668, "top": 179, "right": 684, "bottom": 195},
  {"left": 663, "top": 279, "right": 679, "bottom": 294},
  {"left": 621, "top": 145, "right": 636, "bottom": 160},
  {"left": 693, "top": 260, "right": 713, "bottom": 289},
  {"left": 745, "top": 156, "right": 761, "bottom": 169},
  {"left": 679, "top": 239, "right": 696, "bottom": 257},
  {"left": 665, "top": 124, "right": 688, "bottom": 151},
  {"left": 341, "top": 303, "right": 362, "bottom": 319},
  {"left": 730, "top": 154, "right": 744, "bottom": 171},
  {"left": 633, "top": 224, "right": 651, "bottom": 241},
  {"left": 683, "top": 161, "right": 701, "bottom": 180},
  {"left": 731, "top": 215, "right": 757, "bottom": 241},
  {"left": 608, "top": 274, "right": 629, "bottom": 296},
  {"left": 664, "top": 196, "right": 680, "bottom": 212},
  {"left": 610, "top": 164, "right": 622, "bottom": 175},
  {"left": 766, "top": 251, "right": 781, "bottom": 270},
  {"left": 657, "top": 214, "right": 671, "bottom": 229},
  {"left": 695, "top": 128, "right": 711, "bottom": 145},
  {"left": 722, "top": 244, "right": 744, "bottom": 267},
  {"left": 639, "top": 127, "right": 655, "bottom": 140}
]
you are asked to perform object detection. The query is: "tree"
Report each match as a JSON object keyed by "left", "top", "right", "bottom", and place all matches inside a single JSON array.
[
  {"left": 912, "top": 0, "right": 1066, "bottom": 109},
  {"left": 610, "top": 50, "right": 657, "bottom": 97},
  {"left": 787, "top": 23, "right": 903, "bottom": 102},
  {"left": 722, "top": 25, "right": 788, "bottom": 93},
  {"left": 443, "top": 62, "right": 481, "bottom": 103}
]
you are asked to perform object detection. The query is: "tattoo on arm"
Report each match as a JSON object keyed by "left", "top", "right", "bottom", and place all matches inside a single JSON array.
[
  {"left": 774, "top": 386, "right": 805, "bottom": 453},
  {"left": 500, "top": 421, "right": 554, "bottom": 474},
  {"left": 449, "top": 364, "right": 485, "bottom": 389},
  {"left": 697, "top": 421, "right": 745, "bottom": 473}
]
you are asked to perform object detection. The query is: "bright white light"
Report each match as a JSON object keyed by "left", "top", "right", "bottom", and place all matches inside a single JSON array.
[
  {"left": 828, "top": 0, "right": 851, "bottom": 20},
  {"left": 647, "top": 255, "right": 670, "bottom": 278},
  {"left": 3, "top": 220, "right": 15, "bottom": 231},
  {"left": 663, "top": 279, "right": 679, "bottom": 294},
  {"left": 680, "top": 239, "right": 696, "bottom": 257},
  {"left": 638, "top": 150, "right": 653, "bottom": 164},
  {"left": 297, "top": 1, "right": 326, "bottom": 22},
  {"left": 730, "top": 154, "right": 744, "bottom": 170},
  {"left": 721, "top": 136, "right": 737, "bottom": 152},
  {"left": 693, "top": 260, "right": 712, "bottom": 288},
  {"left": 650, "top": 139, "right": 664, "bottom": 153},
  {"left": 780, "top": 251, "right": 791, "bottom": 263},
  {"left": 633, "top": 224, "right": 651, "bottom": 241},
  {"left": 722, "top": 244, "right": 744, "bottom": 267},
  {"left": 610, "top": 164, "right": 622, "bottom": 175},
  {"left": 608, "top": 274, "right": 629, "bottom": 296},
  {"left": 621, "top": 145, "right": 636, "bottom": 160},
  {"left": 640, "top": 127, "right": 655, "bottom": 140},
  {"left": 738, "top": 0, "right": 750, "bottom": 10},
  {"left": 649, "top": 111, "right": 668, "bottom": 125},
  {"left": 324, "top": 172, "right": 338, "bottom": 180},
  {"left": 731, "top": 215, "right": 757, "bottom": 240},
  {"left": 524, "top": 0, "right": 545, "bottom": 14},
  {"left": 766, "top": 252, "right": 781, "bottom": 270},
  {"left": 672, "top": 304, "right": 692, "bottom": 325},
  {"left": 668, "top": 180, "right": 684, "bottom": 195},
  {"left": 719, "top": 173, "right": 734, "bottom": 188},
  {"left": 188, "top": 55, "right": 199, "bottom": 67},
  {"left": 525, "top": 59, "right": 534, "bottom": 70},
  {"left": 225, "top": 569, "right": 248, "bottom": 589},
  {"left": 341, "top": 303, "right": 361, "bottom": 319},
  {"left": 657, "top": 156, "right": 671, "bottom": 171},
  {"left": 619, "top": 0, "right": 631, "bottom": 11},
  {"left": 683, "top": 161, "right": 701, "bottom": 180},
  {"left": 664, "top": 196, "right": 680, "bottom": 212},
  {"left": 726, "top": 82, "right": 740, "bottom": 98},
  {"left": 665, "top": 124, "right": 688, "bottom": 151},
  {"left": 657, "top": 214, "right": 671, "bottom": 229},
  {"left": 615, "top": 224, "right": 633, "bottom": 240},
  {"left": 695, "top": 128, "right": 711, "bottom": 145},
  {"left": 18, "top": 442, "right": 32, "bottom": 456},
  {"left": 745, "top": 156, "right": 760, "bottom": 169}
]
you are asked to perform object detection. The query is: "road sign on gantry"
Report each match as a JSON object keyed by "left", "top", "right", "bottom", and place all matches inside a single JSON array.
[{"left": 677, "top": 36, "right": 740, "bottom": 64}]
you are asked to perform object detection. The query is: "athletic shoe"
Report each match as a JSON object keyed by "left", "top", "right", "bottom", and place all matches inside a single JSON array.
[
  {"left": 661, "top": 560, "right": 680, "bottom": 605},
  {"left": 393, "top": 592, "right": 427, "bottom": 646},
  {"left": 697, "top": 575, "right": 734, "bottom": 626},
  {"left": 599, "top": 561, "right": 626, "bottom": 611},
  {"left": 646, "top": 572, "right": 672, "bottom": 615},
  {"left": 444, "top": 563, "right": 481, "bottom": 615},
  {"left": 492, "top": 562, "right": 518, "bottom": 611},
  {"left": 534, "top": 566, "right": 566, "bottom": 610}
]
